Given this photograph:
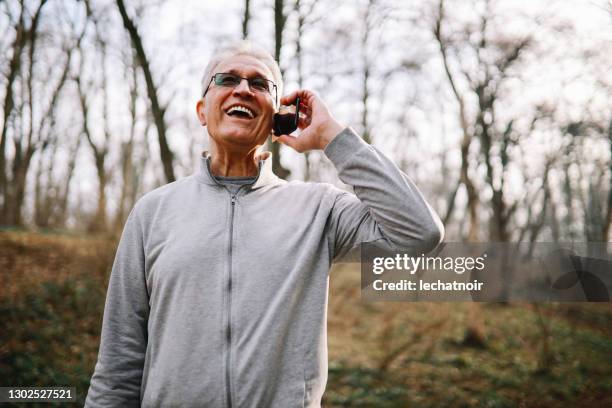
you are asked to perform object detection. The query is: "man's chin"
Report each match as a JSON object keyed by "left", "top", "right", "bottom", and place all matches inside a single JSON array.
[{"left": 218, "top": 129, "right": 267, "bottom": 148}]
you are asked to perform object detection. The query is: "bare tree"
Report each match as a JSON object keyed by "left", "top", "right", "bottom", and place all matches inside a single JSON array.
[
  {"left": 5, "top": 1, "right": 44, "bottom": 225},
  {"left": 359, "top": 0, "right": 377, "bottom": 145},
  {"left": 116, "top": 0, "right": 175, "bottom": 183},
  {"left": 566, "top": 118, "right": 612, "bottom": 242},
  {"left": 358, "top": 0, "right": 402, "bottom": 145},
  {"left": 33, "top": 43, "right": 81, "bottom": 227},
  {"left": 271, "top": 0, "right": 291, "bottom": 179},
  {"left": 114, "top": 55, "right": 140, "bottom": 231},
  {"left": 75, "top": 38, "right": 111, "bottom": 232},
  {"left": 31, "top": 3, "right": 87, "bottom": 229},
  {"left": 0, "top": 5, "right": 26, "bottom": 222},
  {"left": 242, "top": 0, "right": 250, "bottom": 39},
  {"left": 0, "top": 0, "right": 49, "bottom": 224},
  {"left": 433, "top": 0, "right": 479, "bottom": 241},
  {"left": 603, "top": 118, "right": 612, "bottom": 241},
  {"left": 0, "top": 0, "right": 606, "bottom": 238},
  {"left": 524, "top": 157, "right": 556, "bottom": 255},
  {"left": 434, "top": 0, "right": 532, "bottom": 241},
  {"left": 294, "top": 0, "right": 320, "bottom": 181}
]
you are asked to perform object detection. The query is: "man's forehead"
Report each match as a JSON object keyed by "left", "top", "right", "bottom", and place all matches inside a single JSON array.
[{"left": 214, "top": 55, "right": 274, "bottom": 80}]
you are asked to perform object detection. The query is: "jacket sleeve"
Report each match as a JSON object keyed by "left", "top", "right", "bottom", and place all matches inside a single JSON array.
[
  {"left": 85, "top": 207, "right": 150, "bottom": 407},
  {"left": 324, "top": 127, "right": 445, "bottom": 262}
]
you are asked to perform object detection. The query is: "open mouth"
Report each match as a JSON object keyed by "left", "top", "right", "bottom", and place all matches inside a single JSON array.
[{"left": 225, "top": 104, "right": 256, "bottom": 119}]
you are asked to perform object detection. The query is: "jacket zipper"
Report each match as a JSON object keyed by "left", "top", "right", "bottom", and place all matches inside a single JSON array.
[{"left": 225, "top": 190, "right": 238, "bottom": 408}]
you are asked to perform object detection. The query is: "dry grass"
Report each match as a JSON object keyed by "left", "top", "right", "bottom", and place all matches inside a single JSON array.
[
  {"left": 1, "top": 231, "right": 611, "bottom": 407},
  {"left": 326, "top": 263, "right": 612, "bottom": 407}
]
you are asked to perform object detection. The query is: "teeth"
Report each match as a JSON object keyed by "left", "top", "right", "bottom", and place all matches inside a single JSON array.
[{"left": 227, "top": 105, "right": 254, "bottom": 118}]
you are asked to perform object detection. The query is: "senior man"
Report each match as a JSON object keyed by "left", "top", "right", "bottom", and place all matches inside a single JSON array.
[{"left": 85, "top": 41, "right": 444, "bottom": 408}]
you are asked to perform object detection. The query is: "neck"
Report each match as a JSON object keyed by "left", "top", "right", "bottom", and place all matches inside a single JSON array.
[{"left": 209, "top": 143, "right": 260, "bottom": 177}]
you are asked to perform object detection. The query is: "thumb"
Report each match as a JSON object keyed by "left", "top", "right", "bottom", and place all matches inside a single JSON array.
[{"left": 280, "top": 91, "right": 300, "bottom": 106}]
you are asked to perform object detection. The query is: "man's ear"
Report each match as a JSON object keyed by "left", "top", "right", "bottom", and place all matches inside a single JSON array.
[{"left": 196, "top": 99, "right": 207, "bottom": 126}]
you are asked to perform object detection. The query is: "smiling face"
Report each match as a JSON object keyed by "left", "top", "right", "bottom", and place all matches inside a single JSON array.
[{"left": 196, "top": 55, "right": 276, "bottom": 152}]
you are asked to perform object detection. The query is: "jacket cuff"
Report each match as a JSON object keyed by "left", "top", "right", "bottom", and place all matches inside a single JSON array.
[{"left": 323, "top": 127, "right": 369, "bottom": 169}]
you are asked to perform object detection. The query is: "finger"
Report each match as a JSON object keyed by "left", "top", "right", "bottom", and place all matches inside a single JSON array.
[
  {"left": 298, "top": 111, "right": 309, "bottom": 122},
  {"left": 298, "top": 102, "right": 311, "bottom": 115},
  {"left": 297, "top": 101, "right": 311, "bottom": 119},
  {"left": 280, "top": 89, "right": 315, "bottom": 106},
  {"left": 297, "top": 113, "right": 311, "bottom": 129},
  {"left": 280, "top": 91, "right": 300, "bottom": 106}
]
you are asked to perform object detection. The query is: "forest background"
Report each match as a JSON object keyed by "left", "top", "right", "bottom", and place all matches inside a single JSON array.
[{"left": 1, "top": 0, "right": 611, "bottom": 406}]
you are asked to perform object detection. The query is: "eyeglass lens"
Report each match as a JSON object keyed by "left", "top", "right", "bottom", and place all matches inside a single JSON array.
[{"left": 214, "top": 73, "right": 274, "bottom": 94}]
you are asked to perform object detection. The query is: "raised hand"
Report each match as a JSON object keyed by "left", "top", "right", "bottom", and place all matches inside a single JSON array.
[{"left": 275, "top": 89, "right": 344, "bottom": 152}]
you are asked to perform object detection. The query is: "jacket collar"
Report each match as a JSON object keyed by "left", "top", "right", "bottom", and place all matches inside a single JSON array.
[{"left": 196, "top": 150, "right": 282, "bottom": 190}]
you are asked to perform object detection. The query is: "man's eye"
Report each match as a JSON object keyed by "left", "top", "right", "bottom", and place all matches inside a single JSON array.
[
  {"left": 217, "top": 74, "right": 240, "bottom": 86},
  {"left": 250, "top": 78, "right": 269, "bottom": 92}
]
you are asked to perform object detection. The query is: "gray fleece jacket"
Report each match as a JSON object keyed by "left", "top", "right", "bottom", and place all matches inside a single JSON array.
[{"left": 84, "top": 128, "right": 444, "bottom": 408}]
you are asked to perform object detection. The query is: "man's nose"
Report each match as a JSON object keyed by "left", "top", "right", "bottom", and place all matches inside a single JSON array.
[{"left": 233, "top": 78, "right": 254, "bottom": 96}]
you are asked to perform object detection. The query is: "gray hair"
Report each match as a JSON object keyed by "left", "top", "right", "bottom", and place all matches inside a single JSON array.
[{"left": 201, "top": 41, "right": 283, "bottom": 106}]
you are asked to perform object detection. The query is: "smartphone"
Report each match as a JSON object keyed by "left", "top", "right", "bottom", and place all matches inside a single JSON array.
[{"left": 272, "top": 97, "right": 300, "bottom": 136}]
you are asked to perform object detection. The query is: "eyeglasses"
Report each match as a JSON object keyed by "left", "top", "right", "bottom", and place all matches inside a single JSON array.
[{"left": 203, "top": 72, "right": 277, "bottom": 104}]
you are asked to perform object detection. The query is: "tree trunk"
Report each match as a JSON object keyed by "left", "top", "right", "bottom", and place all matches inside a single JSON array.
[
  {"left": 54, "top": 135, "right": 81, "bottom": 227},
  {"left": 562, "top": 145, "right": 576, "bottom": 241},
  {"left": 360, "top": 0, "right": 374, "bottom": 144},
  {"left": 242, "top": 0, "right": 250, "bottom": 39},
  {"left": 34, "top": 144, "right": 50, "bottom": 227},
  {"left": 76, "top": 64, "right": 108, "bottom": 233},
  {"left": 4, "top": 0, "right": 48, "bottom": 225},
  {"left": 115, "top": 63, "right": 139, "bottom": 230},
  {"left": 1, "top": 1, "right": 48, "bottom": 223},
  {"left": 116, "top": 0, "right": 175, "bottom": 183},
  {"left": 93, "top": 156, "right": 108, "bottom": 231},
  {"left": 294, "top": 0, "right": 311, "bottom": 180},
  {"left": 0, "top": 10, "right": 26, "bottom": 223},
  {"left": 272, "top": 0, "right": 291, "bottom": 179},
  {"left": 434, "top": 0, "right": 479, "bottom": 241},
  {"left": 603, "top": 120, "right": 612, "bottom": 241}
]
